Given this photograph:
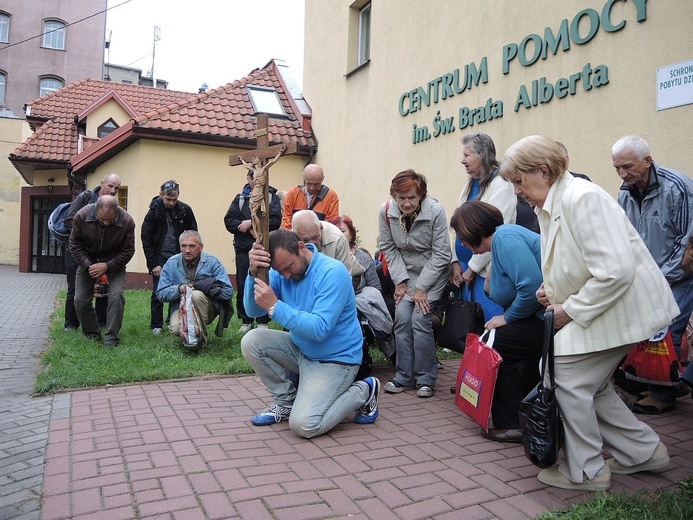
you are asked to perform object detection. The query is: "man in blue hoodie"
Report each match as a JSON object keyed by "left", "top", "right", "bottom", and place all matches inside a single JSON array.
[{"left": 241, "top": 229, "right": 380, "bottom": 438}]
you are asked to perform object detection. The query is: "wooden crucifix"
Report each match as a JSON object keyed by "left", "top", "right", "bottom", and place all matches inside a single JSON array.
[{"left": 230, "top": 113, "right": 297, "bottom": 283}]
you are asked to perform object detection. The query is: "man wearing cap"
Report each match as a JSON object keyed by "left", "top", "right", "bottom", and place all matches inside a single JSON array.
[{"left": 141, "top": 180, "right": 198, "bottom": 335}]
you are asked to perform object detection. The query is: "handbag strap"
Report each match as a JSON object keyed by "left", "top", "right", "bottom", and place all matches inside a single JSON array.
[
  {"left": 540, "top": 310, "right": 556, "bottom": 387},
  {"left": 483, "top": 328, "right": 496, "bottom": 348}
]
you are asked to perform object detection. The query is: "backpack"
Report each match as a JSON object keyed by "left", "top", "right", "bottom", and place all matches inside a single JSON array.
[{"left": 48, "top": 202, "right": 72, "bottom": 243}]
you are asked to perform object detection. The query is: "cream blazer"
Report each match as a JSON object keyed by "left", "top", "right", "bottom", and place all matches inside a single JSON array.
[{"left": 537, "top": 172, "right": 679, "bottom": 356}]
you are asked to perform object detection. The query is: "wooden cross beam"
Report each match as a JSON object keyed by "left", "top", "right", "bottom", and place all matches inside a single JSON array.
[{"left": 229, "top": 113, "right": 297, "bottom": 283}]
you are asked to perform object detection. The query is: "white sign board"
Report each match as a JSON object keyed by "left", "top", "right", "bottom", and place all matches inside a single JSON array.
[{"left": 657, "top": 59, "right": 693, "bottom": 111}]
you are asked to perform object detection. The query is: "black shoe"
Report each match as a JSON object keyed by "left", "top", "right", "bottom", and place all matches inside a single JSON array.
[
  {"left": 84, "top": 332, "right": 102, "bottom": 342},
  {"left": 480, "top": 428, "right": 523, "bottom": 443}
]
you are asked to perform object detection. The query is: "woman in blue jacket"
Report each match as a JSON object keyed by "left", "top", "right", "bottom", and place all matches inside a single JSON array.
[{"left": 451, "top": 200, "right": 543, "bottom": 443}]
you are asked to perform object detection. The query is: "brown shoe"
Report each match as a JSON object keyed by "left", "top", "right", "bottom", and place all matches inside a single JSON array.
[
  {"left": 480, "top": 428, "right": 523, "bottom": 443},
  {"left": 632, "top": 395, "right": 676, "bottom": 414}
]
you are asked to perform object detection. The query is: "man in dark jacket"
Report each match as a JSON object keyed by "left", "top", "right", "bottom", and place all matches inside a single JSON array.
[
  {"left": 224, "top": 170, "right": 281, "bottom": 334},
  {"left": 69, "top": 195, "right": 135, "bottom": 347},
  {"left": 141, "top": 180, "right": 198, "bottom": 334},
  {"left": 63, "top": 173, "right": 121, "bottom": 330}
]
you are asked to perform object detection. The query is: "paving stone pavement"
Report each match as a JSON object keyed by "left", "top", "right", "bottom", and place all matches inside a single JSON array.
[
  {"left": 0, "top": 265, "right": 64, "bottom": 520},
  {"left": 1, "top": 264, "right": 692, "bottom": 520}
]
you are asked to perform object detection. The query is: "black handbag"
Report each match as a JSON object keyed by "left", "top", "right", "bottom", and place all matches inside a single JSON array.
[
  {"left": 518, "top": 310, "right": 564, "bottom": 468},
  {"left": 436, "top": 285, "right": 485, "bottom": 354}
]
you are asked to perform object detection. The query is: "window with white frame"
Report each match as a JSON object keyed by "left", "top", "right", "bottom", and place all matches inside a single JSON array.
[
  {"left": 357, "top": 3, "right": 371, "bottom": 67},
  {"left": 39, "top": 77, "right": 63, "bottom": 97},
  {"left": 247, "top": 86, "right": 286, "bottom": 117},
  {"left": 0, "top": 13, "right": 9, "bottom": 43},
  {"left": 0, "top": 71, "right": 6, "bottom": 105},
  {"left": 42, "top": 19, "right": 66, "bottom": 50}
]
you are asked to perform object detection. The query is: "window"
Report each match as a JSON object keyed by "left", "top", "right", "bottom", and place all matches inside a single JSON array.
[
  {"left": 39, "top": 77, "right": 63, "bottom": 97},
  {"left": 247, "top": 86, "right": 286, "bottom": 117},
  {"left": 0, "top": 71, "right": 5, "bottom": 105},
  {"left": 117, "top": 187, "right": 128, "bottom": 211},
  {"left": 97, "top": 119, "right": 118, "bottom": 138},
  {"left": 42, "top": 19, "right": 66, "bottom": 50},
  {"left": 357, "top": 3, "right": 371, "bottom": 67},
  {"left": 347, "top": 1, "right": 371, "bottom": 75},
  {"left": 0, "top": 13, "right": 9, "bottom": 43}
]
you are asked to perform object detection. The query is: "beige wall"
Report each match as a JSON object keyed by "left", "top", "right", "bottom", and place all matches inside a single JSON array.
[
  {"left": 304, "top": 0, "right": 693, "bottom": 252},
  {"left": 0, "top": 117, "right": 30, "bottom": 264},
  {"left": 85, "top": 101, "right": 132, "bottom": 138},
  {"left": 90, "top": 139, "right": 306, "bottom": 275}
]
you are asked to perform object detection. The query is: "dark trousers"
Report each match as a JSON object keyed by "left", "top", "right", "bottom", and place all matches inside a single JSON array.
[
  {"left": 75, "top": 267, "right": 126, "bottom": 344},
  {"left": 236, "top": 249, "right": 270, "bottom": 325},
  {"left": 490, "top": 315, "right": 544, "bottom": 429},
  {"left": 149, "top": 274, "right": 171, "bottom": 329},
  {"left": 65, "top": 250, "right": 107, "bottom": 329}
]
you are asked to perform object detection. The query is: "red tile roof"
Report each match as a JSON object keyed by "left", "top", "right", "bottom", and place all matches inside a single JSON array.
[{"left": 10, "top": 60, "right": 315, "bottom": 182}]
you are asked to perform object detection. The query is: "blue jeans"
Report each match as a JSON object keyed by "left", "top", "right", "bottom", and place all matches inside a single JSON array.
[
  {"left": 393, "top": 299, "right": 437, "bottom": 387},
  {"left": 651, "top": 277, "right": 693, "bottom": 402},
  {"left": 241, "top": 328, "right": 368, "bottom": 438}
]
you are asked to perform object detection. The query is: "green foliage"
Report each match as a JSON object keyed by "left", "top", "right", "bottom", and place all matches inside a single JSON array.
[{"left": 536, "top": 477, "right": 693, "bottom": 520}]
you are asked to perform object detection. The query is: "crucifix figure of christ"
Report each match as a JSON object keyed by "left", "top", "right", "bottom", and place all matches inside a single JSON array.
[{"left": 230, "top": 113, "right": 297, "bottom": 283}]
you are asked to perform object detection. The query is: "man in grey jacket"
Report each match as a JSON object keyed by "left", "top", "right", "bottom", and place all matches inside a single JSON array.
[{"left": 613, "top": 135, "right": 693, "bottom": 413}]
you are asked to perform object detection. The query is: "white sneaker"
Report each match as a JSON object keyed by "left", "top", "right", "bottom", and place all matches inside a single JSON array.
[
  {"left": 238, "top": 324, "right": 252, "bottom": 334},
  {"left": 152, "top": 328, "right": 163, "bottom": 335},
  {"left": 257, "top": 324, "right": 269, "bottom": 329}
]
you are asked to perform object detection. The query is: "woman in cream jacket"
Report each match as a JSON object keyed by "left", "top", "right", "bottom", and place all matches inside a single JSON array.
[{"left": 500, "top": 135, "right": 679, "bottom": 492}]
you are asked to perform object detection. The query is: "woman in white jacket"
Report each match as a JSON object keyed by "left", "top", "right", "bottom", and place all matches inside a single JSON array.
[
  {"left": 452, "top": 133, "right": 517, "bottom": 320},
  {"left": 501, "top": 135, "right": 679, "bottom": 492}
]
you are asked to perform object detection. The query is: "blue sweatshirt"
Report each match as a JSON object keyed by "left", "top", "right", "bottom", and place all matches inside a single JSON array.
[
  {"left": 243, "top": 244, "right": 363, "bottom": 364},
  {"left": 489, "top": 225, "right": 544, "bottom": 322}
]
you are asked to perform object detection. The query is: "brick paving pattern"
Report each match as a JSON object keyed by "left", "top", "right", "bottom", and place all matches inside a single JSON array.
[
  {"left": 0, "top": 264, "right": 691, "bottom": 520},
  {"left": 0, "top": 266, "right": 64, "bottom": 520}
]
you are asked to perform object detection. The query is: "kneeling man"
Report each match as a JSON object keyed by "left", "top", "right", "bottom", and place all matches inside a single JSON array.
[
  {"left": 156, "top": 231, "right": 233, "bottom": 341},
  {"left": 242, "top": 229, "right": 380, "bottom": 438}
]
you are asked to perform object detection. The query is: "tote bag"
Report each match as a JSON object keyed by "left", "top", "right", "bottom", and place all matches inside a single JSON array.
[
  {"left": 437, "top": 285, "right": 485, "bottom": 353},
  {"left": 179, "top": 285, "right": 207, "bottom": 348},
  {"left": 454, "top": 329, "right": 503, "bottom": 431},
  {"left": 621, "top": 328, "right": 681, "bottom": 386}
]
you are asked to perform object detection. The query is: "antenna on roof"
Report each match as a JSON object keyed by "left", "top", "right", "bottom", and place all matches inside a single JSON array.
[{"left": 151, "top": 26, "right": 161, "bottom": 87}]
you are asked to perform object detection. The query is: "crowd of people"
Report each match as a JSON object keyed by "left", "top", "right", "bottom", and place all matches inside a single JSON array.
[{"left": 60, "top": 131, "right": 693, "bottom": 492}]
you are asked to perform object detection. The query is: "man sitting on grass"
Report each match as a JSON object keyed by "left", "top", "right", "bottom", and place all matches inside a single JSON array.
[
  {"left": 241, "top": 228, "right": 380, "bottom": 438},
  {"left": 156, "top": 230, "right": 233, "bottom": 344}
]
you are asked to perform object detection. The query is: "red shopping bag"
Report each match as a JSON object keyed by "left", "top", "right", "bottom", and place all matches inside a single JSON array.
[
  {"left": 454, "top": 329, "right": 503, "bottom": 431},
  {"left": 621, "top": 328, "right": 681, "bottom": 385}
]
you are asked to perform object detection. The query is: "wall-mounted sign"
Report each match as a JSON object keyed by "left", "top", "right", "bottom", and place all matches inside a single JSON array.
[
  {"left": 657, "top": 58, "right": 693, "bottom": 111},
  {"left": 399, "top": 0, "right": 648, "bottom": 145}
]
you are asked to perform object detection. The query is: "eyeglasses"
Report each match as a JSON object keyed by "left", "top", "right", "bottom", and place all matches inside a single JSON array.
[{"left": 161, "top": 181, "right": 179, "bottom": 190}]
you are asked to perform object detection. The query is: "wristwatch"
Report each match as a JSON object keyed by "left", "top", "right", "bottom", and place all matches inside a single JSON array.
[{"left": 268, "top": 304, "right": 276, "bottom": 319}]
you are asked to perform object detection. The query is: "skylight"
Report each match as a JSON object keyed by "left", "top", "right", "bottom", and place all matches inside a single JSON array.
[{"left": 247, "top": 86, "right": 286, "bottom": 117}]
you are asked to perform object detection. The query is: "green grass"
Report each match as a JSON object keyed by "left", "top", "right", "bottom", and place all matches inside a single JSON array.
[
  {"left": 537, "top": 477, "right": 693, "bottom": 519},
  {"left": 35, "top": 289, "right": 256, "bottom": 394},
  {"left": 37, "top": 288, "right": 447, "bottom": 395}
]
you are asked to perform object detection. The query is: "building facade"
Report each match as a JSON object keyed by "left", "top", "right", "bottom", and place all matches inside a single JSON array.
[
  {"left": 10, "top": 60, "right": 315, "bottom": 283},
  {"left": 0, "top": 0, "right": 106, "bottom": 265},
  {"left": 0, "top": 0, "right": 106, "bottom": 117},
  {"left": 303, "top": 0, "right": 693, "bottom": 252}
]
